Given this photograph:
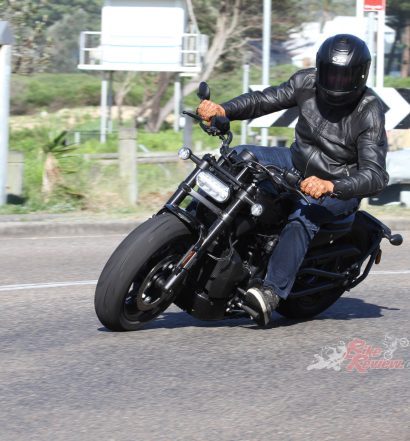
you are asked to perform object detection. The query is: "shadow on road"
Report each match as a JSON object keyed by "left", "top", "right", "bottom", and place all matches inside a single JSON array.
[
  {"left": 98, "top": 296, "right": 399, "bottom": 332},
  {"left": 273, "top": 297, "right": 399, "bottom": 329}
]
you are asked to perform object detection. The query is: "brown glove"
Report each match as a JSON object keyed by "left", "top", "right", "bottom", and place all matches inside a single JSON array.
[
  {"left": 300, "top": 176, "right": 335, "bottom": 199},
  {"left": 197, "top": 100, "right": 226, "bottom": 122}
]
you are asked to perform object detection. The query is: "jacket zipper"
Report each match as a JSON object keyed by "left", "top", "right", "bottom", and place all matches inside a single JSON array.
[
  {"left": 345, "top": 164, "right": 350, "bottom": 176},
  {"left": 304, "top": 148, "right": 316, "bottom": 176}
]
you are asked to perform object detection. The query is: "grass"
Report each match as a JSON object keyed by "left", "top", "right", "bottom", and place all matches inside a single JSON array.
[{"left": 10, "top": 65, "right": 300, "bottom": 116}]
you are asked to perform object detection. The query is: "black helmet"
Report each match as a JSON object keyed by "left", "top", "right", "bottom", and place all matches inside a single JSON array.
[{"left": 316, "top": 34, "right": 371, "bottom": 107}]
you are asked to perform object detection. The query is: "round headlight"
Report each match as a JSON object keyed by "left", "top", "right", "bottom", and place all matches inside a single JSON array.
[
  {"left": 178, "top": 147, "right": 191, "bottom": 160},
  {"left": 251, "top": 203, "right": 263, "bottom": 217}
]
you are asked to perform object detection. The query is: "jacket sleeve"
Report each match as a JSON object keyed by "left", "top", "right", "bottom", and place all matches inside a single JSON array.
[
  {"left": 220, "top": 72, "right": 299, "bottom": 121},
  {"left": 332, "top": 105, "right": 389, "bottom": 200}
]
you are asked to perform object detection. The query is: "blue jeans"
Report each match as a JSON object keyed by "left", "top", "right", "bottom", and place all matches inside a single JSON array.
[{"left": 234, "top": 145, "right": 359, "bottom": 299}]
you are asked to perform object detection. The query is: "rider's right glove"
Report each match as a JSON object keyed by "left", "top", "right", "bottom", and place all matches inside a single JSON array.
[{"left": 197, "top": 100, "right": 226, "bottom": 122}]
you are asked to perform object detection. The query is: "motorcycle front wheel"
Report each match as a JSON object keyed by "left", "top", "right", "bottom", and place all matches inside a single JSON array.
[{"left": 95, "top": 213, "right": 194, "bottom": 331}]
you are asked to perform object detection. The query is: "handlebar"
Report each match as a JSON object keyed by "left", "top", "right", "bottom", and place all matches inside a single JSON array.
[
  {"left": 182, "top": 110, "right": 233, "bottom": 149},
  {"left": 235, "top": 157, "right": 338, "bottom": 204},
  {"left": 183, "top": 82, "right": 339, "bottom": 205}
]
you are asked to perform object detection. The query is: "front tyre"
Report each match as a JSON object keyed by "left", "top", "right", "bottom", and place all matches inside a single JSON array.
[{"left": 95, "top": 213, "right": 193, "bottom": 331}]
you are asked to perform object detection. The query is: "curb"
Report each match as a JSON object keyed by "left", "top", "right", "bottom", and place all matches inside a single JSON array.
[
  {"left": 382, "top": 220, "right": 410, "bottom": 232},
  {"left": 0, "top": 216, "right": 409, "bottom": 238},
  {"left": 0, "top": 220, "right": 143, "bottom": 237}
]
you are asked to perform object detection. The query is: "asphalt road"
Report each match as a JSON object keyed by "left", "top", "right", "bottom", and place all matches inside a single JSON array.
[{"left": 0, "top": 229, "right": 409, "bottom": 441}]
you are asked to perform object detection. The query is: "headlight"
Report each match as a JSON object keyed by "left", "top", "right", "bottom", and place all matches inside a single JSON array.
[{"left": 196, "top": 171, "right": 230, "bottom": 203}]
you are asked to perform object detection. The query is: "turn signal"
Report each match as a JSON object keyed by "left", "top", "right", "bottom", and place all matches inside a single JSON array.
[{"left": 375, "top": 249, "right": 382, "bottom": 265}]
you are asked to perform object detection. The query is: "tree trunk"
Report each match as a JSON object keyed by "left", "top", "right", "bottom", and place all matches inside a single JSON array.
[
  {"left": 145, "top": 72, "right": 174, "bottom": 132},
  {"left": 144, "top": 0, "right": 242, "bottom": 132},
  {"left": 114, "top": 71, "right": 136, "bottom": 126},
  {"left": 401, "top": 20, "right": 410, "bottom": 77},
  {"left": 41, "top": 153, "right": 61, "bottom": 199}
]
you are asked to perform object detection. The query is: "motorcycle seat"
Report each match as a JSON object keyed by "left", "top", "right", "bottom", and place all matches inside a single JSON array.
[
  {"left": 320, "top": 212, "right": 356, "bottom": 232},
  {"left": 310, "top": 212, "right": 356, "bottom": 248}
]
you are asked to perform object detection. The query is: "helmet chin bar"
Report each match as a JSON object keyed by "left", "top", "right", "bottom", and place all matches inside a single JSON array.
[{"left": 316, "top": 85, "right": 364, "bottom": 107}]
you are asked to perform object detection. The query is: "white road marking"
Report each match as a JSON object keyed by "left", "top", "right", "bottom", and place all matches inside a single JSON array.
[
  {"left": 0, "top": 270, "right": 409, "bottom": 292},
  {"left": 0, "top": 234, "right": 125, "bottom": 241},
  {"left": 0, "top": 280, "right": 98, "bottom": 292},
  {"left": 370, "top": 270, "right": 410, "bottom": 275}
]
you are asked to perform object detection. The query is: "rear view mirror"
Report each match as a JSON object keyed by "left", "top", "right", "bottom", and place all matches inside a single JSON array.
[{"left": 197, "top": 82, "right": 211, "bottom": 101}]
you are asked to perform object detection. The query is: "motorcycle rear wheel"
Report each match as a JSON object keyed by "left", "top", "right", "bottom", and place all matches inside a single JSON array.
[
  {"left": 94, "top": 213, "right": 193, "bottom": 331},
  {"left": 276, "top": 287, "right": 345, "bottom": 319}
]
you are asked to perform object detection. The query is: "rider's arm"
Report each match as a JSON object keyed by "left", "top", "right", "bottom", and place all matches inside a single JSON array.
[
  {"left": 220, "top": 70, "right": 310, "bottom": 121},
  {"left": 332, "top": 103, "right": 389, "bottom": 200}
]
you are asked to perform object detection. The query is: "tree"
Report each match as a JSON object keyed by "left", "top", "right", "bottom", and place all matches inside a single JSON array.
[
  {"left": 1, "top": 0, "right": 51, "bottom": 74},
  {"left": 0, "top": 0, "right": 102, "bottom": 73},
  {"left": 41, "top": 130, "right": 71, "bottom": 197},
  {"left": 35, "top": 0, "right": 102, "bottom": 29},
  {"left": 139, "top": 0, "right": 307, "bottom": 132},
  {"left": 306, "top": 0, "right": 355, "bottom": 31},
  {"left": 46, "top": 10, "right": 89, "bottom": 72}
]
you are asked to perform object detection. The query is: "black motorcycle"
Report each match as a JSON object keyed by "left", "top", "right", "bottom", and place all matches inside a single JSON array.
[{"left": 95, "top": 82, "right": 403, "bottom": 331}]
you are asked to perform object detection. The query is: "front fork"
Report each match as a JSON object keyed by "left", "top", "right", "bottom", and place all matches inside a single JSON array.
[{"left": 158, "top": 156, "right": 256, "bottom": 295}]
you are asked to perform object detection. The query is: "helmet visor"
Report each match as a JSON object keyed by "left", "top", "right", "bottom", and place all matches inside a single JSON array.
[{"left": 318, "top": 63, "right": 364, "bottom": 92}]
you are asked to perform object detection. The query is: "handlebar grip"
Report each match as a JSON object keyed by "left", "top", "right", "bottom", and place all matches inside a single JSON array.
[{"left": 283, "top": 168, "right": 302, "bottom": 187}]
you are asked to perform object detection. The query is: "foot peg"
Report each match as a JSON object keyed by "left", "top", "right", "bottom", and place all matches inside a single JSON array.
[{"left": 237, "top": 302, "right": 260, "bottom": 321}]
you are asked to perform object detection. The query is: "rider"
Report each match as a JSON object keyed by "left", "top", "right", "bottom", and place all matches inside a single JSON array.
[{"left": 197, "top": 34, "right": 389, "bottom": 326}]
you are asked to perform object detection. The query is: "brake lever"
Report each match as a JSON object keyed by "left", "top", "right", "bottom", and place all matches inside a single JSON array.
[
  {"left": 295, "top": 189, "right": 311, "bottom": 205},
  {"left": 182, "top": 110, "right": 202, "bottom": 123}
]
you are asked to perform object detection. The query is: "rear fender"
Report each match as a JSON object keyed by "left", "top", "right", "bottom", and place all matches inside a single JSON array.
[{"left": 358, "top": 210, "right": 403, "bottom": 246}]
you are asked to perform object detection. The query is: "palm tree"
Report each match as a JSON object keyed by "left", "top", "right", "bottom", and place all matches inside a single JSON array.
[{"left": 41, "top": 130, "right": 74, "bottom": 198}]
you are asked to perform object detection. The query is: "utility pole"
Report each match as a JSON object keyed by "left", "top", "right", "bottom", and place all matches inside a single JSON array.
[
  {"left": 261, "top": 0, "right": 271, "bottom": 147},
  {"left": 0, "top": 22, "right": 13, "bottom": 206},
  {"left": 376, "top": 7, "right": 385, "bottom": 88},
  {"left": 367, "top": 11, "right": 376, "bottom": 87},
  {"left": 241, "top": 61, "right": 250, "bottom": 145},
  {"left": 361, "top": 0, "right": 386, "bottom": 88},
  {"left": 356, "top": 0, "right": 365, "bottom": 40}
]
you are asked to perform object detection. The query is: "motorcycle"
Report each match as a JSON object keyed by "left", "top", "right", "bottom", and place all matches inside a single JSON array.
[{"left": 94, "top": 82, "right": 403, "bottom": 331}]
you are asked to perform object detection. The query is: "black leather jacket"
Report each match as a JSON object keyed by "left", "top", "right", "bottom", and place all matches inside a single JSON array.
[{"left": 221, "top": 68, "right": 389, "bottom": 200}]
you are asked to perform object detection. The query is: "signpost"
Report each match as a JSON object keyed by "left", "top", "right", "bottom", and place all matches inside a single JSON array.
[
  {"left": 261, "top": 0, "right": 271, "bottom": 146},
  {"left": 0, "top": 22, "right": 13, "bottom": 206},
  {"left": 360, "top": 0, "right": 386, "bottom": 88}
]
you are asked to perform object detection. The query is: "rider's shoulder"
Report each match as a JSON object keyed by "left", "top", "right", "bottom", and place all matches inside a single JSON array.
[
  {"left": 288, "top": 68, "right": 316, "bottom": 89},
  {"left": 357, "top": 88, "right": 384, "bottom": 115}
]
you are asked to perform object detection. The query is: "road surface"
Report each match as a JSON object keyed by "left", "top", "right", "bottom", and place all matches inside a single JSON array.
[{"left": 0, "top": 229, "right": 409, "bottom": 441}]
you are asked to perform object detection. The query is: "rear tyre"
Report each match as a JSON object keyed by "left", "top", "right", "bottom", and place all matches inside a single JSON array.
[
  {"left": 276, "top": 287, "right": 345, "bottom": 319},
  {"left": 94, "top": 213, "right": 193, "bottom": 331},
  {"left": 276, "top": 255, "right": 347, "bottom": 319}
]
